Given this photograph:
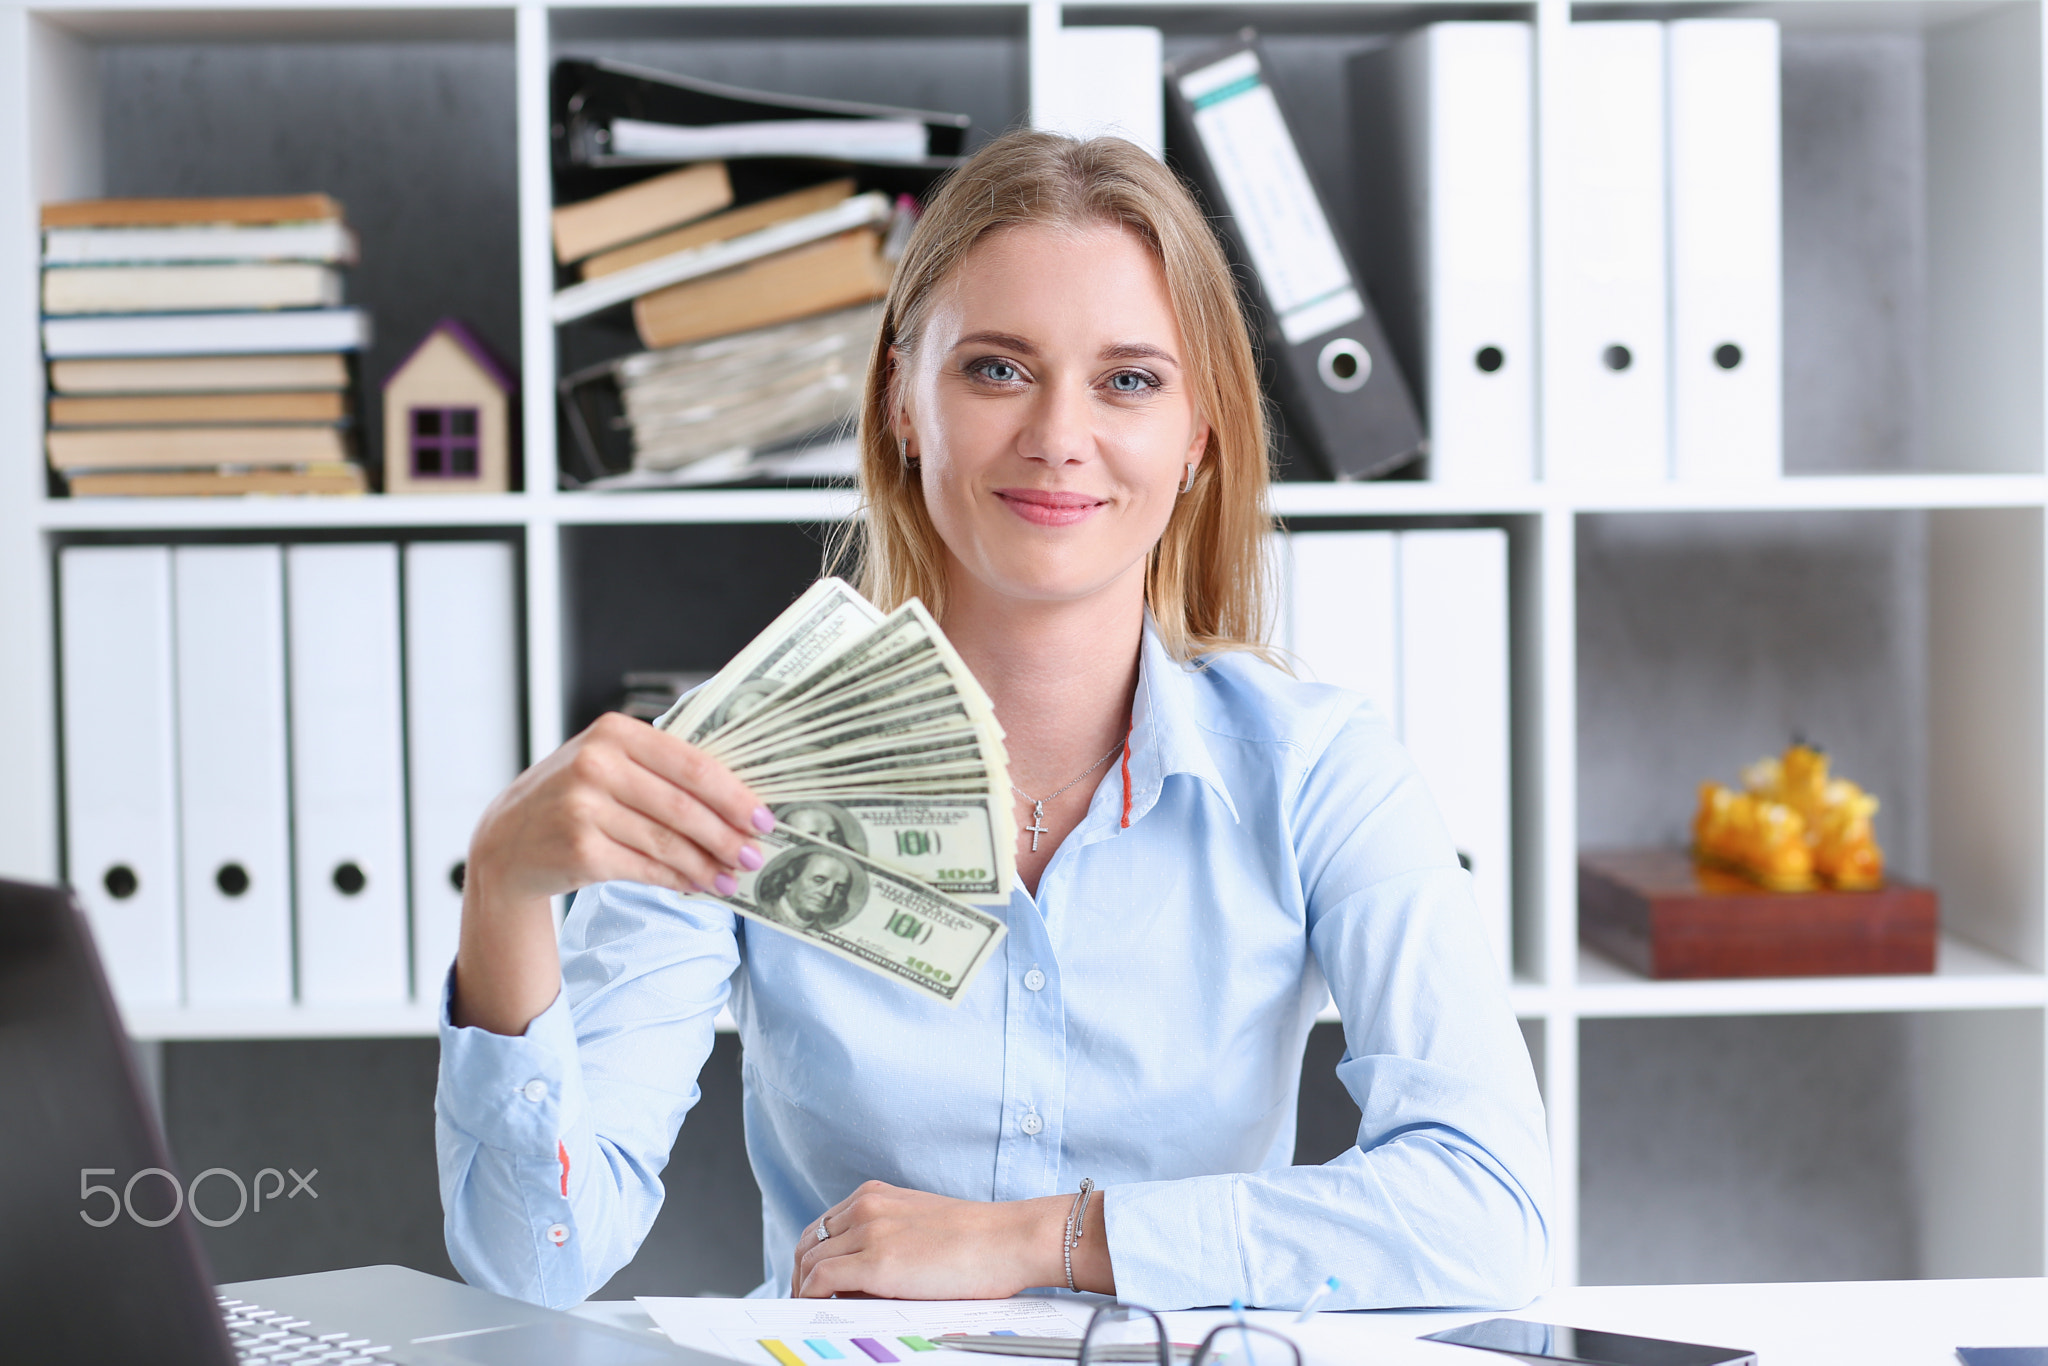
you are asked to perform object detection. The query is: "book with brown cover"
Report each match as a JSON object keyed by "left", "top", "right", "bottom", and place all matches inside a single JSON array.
[
  {"left": 49, "top": 391, "right": 349, "bottom": 427},
  {"left": 552, "top": 162, "right": 734, "bottom": 264},
  {"left": 632, "top": 228, "right": 891, "bottom": 350},
  {"left": 46, "top": 425, "right": 351, "bottom": 471},
  {"left": 581, "top": 179, "right": 855, "bottom": 278},
  {"left": 49, "top": 354, "right": 352, "bottom": 394},
  {"left": 41, "top": 194, "right": 344, "bottom": 229},
  {"left": 66, "top": 464, "right": 367, "bottom": 497}
]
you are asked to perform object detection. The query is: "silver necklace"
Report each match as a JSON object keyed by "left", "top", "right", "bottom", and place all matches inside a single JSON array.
[{"left": 1012, "top": 737, "right": 1125, "bottom": 852}]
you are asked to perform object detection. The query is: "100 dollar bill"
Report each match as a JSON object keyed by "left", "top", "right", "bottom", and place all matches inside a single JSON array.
[
  {"left": 770, "top": 796, "right": 1007, "bottom": 901},
  {"left": 660, "top": 578, "right": 882, "bottom": 744},
  {"left": 714, "top": 824, "right": 1007, "bottom": 1004}
]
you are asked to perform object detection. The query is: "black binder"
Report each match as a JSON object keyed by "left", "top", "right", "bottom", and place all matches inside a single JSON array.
[
  {"left": 553, "top": 58, "right": 971, "bottom": 206},
  {"left": 1164, "top": 32, "right": 1425, "bottom": 480}
]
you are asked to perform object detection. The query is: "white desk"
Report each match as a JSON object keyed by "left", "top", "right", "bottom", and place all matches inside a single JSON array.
[{"left": 577, "top": 1280, "right": 2046, "bottom": 1366}]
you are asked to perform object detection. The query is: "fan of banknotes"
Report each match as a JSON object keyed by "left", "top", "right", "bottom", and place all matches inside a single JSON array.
[{"left": 656, "top": 578, "right": 1014, "bottom": 1005}]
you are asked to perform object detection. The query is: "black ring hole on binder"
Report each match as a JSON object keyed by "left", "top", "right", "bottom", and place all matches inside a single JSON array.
[
  {"left": 450, "top": 860, "right": 467, "bottom": 894},
  {"left": 1715, "top": 342, "right": 1744, "bottom": 370},
  {"left": 1602, "top": 344, "right": 1633, "bottom": 372},
  {"left": 103, "top": 865, "right": 139, "bottom": 901},
  {"left": 1475, "top": 346, "right": 1505, "bottom": 373},
  {"left": 215, "top": 863, "right": 250, "bottom": 898},
  {"left": 333, "top": 862, "right": 367, "bottom": 896}
]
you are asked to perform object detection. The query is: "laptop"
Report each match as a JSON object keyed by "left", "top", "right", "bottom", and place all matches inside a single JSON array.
[{"left": 0, "top": 876, "right": 728, "bottom": 1365}]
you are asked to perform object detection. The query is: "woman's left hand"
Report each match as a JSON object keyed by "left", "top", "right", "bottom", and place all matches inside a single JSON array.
[{"left": 793, "top": 1180, "right": 1076, "bottom": 1299}]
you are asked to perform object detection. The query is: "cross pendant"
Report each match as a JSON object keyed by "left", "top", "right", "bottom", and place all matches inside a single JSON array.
[{"left": 1024, "top": 800, "right": 1050, "bottom": 852}]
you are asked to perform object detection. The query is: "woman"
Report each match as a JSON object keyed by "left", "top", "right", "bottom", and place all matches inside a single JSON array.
[{"left": 437, "top": 131, "right": 1550, "bottom": 1312}]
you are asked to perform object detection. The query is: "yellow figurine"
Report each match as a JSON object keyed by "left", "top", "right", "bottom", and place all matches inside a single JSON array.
[{"left": 1691, "top": 743, "right": 1885, "bottom": 891}]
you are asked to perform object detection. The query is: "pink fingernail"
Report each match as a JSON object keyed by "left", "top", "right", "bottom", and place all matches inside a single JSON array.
[
  {"left": 752, "top": 806, "right": 776, "bottom": 833},
  {"left": 715, "top": 873, "right": 738, "bottom": 896},
  {"left": 737, "top": 844, "right": 764, "bottom": 871}
]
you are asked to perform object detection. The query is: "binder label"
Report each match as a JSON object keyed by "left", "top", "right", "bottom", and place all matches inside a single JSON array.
[{"left": 1179, "top": 52, "right": 1363, "bottom": 345}]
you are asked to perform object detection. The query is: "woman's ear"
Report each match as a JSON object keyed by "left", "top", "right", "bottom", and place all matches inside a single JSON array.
[
  {"left": 886, "top": 344, "right": 915, "bottom": 444},
  {"left": 1184, "top": 420, "right": 1211, "bottom": 471}
]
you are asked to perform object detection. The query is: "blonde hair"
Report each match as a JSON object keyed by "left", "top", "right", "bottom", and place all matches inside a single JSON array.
[{"left": 830, "top": 129, "right": 1275, "bottom": 663}]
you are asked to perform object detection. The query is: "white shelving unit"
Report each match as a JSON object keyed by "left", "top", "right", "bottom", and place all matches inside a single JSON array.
[{"left": 0, "top": 0, "right": 2041, "bottom": 1287}]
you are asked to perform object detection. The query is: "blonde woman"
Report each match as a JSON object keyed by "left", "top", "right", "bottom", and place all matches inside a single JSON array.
[{"left": 438, "top": 131, "right": 1550, "bottom": 1312}]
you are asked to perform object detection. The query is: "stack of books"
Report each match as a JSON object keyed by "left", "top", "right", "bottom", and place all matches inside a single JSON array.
[
  {"left": 549, "top": 59, "right": 963, "bottom": 487},
  {"left": 41, "top": 194, "right": 372, "bottom": 497}
]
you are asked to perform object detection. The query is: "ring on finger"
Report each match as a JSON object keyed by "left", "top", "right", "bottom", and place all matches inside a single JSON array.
[{"left": 816, "top": 1224, "right": 830, "bottom": 1243}]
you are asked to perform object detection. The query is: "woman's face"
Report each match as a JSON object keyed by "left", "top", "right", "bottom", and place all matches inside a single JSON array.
[{"left": 896, "top": 221, "right": 1209, "bottom": 614}]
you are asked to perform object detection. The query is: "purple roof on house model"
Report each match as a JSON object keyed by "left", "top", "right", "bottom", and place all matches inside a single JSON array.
[{"left": 382, "top": 316, "right": 519, "bottom": 394}]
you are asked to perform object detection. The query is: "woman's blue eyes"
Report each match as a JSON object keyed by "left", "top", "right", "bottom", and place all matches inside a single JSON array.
[{"left": 968, "top": 360, "right": 1157, "bottom": 394}]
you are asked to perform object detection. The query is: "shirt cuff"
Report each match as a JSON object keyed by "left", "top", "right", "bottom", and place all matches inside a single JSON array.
[
  {"left": 436, "top": 967, "right": 586, "bottom": 1157},
  {"left": 1102, "top": 1173, "right": 1242, "bottom": 1310}
]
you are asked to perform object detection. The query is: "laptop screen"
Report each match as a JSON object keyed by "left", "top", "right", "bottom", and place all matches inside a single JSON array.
[{"left": 0, "top": 878, "right": 235, "bottom": 1364}]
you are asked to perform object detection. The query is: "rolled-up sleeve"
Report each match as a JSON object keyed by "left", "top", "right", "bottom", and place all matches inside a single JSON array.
[
  {"left": 1105, "top": 701, "right": 1552, "bottom": 1311},
  {"left": 435, "top": 880, "right": 742, "bottom": 1308}
]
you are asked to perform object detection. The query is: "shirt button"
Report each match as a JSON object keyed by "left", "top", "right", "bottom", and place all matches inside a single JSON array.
[
  {"left": 521, "top": 1080, "right": 547, "bottom": 1103},
  {"left": 1023, "top": 968, "right": 1046, "bottom": 992},
  {"left": 1021, "top": 1112, "right": 1044, "bottom": 1136},
  {"left": 546, "top": 1223, "right": 570, "bottom": 1246}
]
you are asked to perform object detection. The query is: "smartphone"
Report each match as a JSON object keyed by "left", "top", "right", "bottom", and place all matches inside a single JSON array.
[{"left": 1421, "top": 1318, "right": 1757, "bottom": 1366}]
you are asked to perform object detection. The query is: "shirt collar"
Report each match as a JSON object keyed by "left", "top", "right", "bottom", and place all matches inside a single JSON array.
[{"left": 1116, "top": 617, "right": 1240, "bottom": 832}]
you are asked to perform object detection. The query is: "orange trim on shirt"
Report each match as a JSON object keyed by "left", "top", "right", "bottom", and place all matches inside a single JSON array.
[
  {"left": 557, "top": 1140, "right": 570, "bottom": 1197},
  {"left": 1120, "top": 720, "right": 1135, "bottom": 829}
]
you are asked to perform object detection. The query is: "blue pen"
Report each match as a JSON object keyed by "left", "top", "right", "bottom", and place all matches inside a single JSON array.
[{"left": 1292, "top": 1276, "right": 1340, "bottom": 1324}]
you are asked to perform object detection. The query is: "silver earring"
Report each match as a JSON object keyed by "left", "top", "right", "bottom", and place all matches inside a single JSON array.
[
  {"left": 1180, "top": 462, "right": 1196, "bottom": 494},
  {"left": 899, "top": 437, "right": 910, "bottom": 464}
]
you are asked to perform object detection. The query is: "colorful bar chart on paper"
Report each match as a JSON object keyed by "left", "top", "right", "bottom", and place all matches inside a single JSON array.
[{"left": 640, "top": 1294, "right": 1096, "bottom": 1366}]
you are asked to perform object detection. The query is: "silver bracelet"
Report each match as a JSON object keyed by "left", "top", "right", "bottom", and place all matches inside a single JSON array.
[{"left": 1063, "top": 1178, "right": 1095, "bottom": 1292}]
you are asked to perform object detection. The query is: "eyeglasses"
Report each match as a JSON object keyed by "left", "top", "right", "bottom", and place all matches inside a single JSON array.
[{"left": 1074, "top": 1303, "right": 1305, "bottom": 1366}]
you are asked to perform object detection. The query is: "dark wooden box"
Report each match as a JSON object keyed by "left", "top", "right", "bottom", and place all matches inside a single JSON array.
[{"left": 1579, "top": 848, "right": 1939, "bottom": 979}]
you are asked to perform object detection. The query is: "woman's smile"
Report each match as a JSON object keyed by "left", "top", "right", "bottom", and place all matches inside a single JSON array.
[{"left": 992, "top": 486, "right": 1108, "bottom": 527}]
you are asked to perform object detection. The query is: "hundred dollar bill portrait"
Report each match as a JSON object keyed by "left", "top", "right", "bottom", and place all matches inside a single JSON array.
[
  {"left": 706, "top": 677, "right": 782, "bottom": 732},
  {"left": 440, "top": 124, "right": 1550, "bottom": 1321},
  {"left": 771, "top": 800, "right": 869, "bottom": 856},
  {"left": 752, "top": 845, "right": 866, "bottom": 934}
]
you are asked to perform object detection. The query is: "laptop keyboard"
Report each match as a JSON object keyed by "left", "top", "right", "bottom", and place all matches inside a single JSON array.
[{"left": 218, "top": 1295, "right": 394, "bottom": 1364}]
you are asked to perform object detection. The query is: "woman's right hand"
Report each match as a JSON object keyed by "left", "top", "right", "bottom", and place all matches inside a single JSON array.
[{"left": 450, "top": 711, "right": 773, "bottom": 1035}]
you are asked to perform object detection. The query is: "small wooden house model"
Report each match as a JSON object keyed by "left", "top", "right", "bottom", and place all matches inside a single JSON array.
[{"left": 382, "top": 319, "right": 517, "bottom": 494}]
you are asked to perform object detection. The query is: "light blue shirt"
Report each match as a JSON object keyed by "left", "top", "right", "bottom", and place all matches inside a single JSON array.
[{"left": 435, "top": 622, "right": 1551, "bottom": 1311}]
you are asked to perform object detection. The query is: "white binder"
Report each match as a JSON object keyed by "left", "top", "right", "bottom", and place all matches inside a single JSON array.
[
  {"left": 1036, "top": 27, "right": 1165, "bottom": 160},
  {"left": 1282, "top": 530, "right": 1399, "bottom": 724},
  {"left": 1547, "top": 22, "right": 1669, "bottom": 483},
  {"left": 404, "top": 541, "right": 522, "bottom": 1001},
  {"left": 59, "top": 547, "right": 183, "bottom": 1009},
  {"left": 1352, "top": 23, "right": 1535, "bottom": 486},
  {"left": 1399, "top": 530, "right": 1512, "bottom": 976},
  {"left": 287, "top": 543, "right": 410, "bottom": 1004},
  {"left": 173, "top": 546, "right": 293, "bottom": 1006},
  {"left": 1667, "top": 18, "right": 1782, "bottom": 482}
]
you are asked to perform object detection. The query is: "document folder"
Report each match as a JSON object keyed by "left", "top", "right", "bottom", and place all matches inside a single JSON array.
[
  {"left": 1352, "top": 24, "right": 1535, "bottom": 486},
  {"left": 552, "top": 58, "right": 970, "bottom": 209},
  {"left": 1400, "top": 529, "right": 1512, "bottom": 975},
  {"left": 1281, "top": 529, "right": 1399, "bottom": 722},
  {"left": 173, "top": 546, "right": 293, "bottom": 1006},
  {"left": 1667, "top": 19, "right": 1782, "bottom": 482},
  {"left": 1166, "top": 32, "right": 1425, "bottom": 481},
  {"left": 404, "top": 541, "right": 523, "bottom": 1001},
  {"left": 287, "top": 543, "right": 410, "bottom": 1005},
  {"left": 59, "top": 546, "right": 183, "bottom": 1009},
  {"left": 1036, "top": 27, "right": 1164, "bottom": 160},
  {"left": 1547, "top": 22, "right": 1668, "bottom": 483}
]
